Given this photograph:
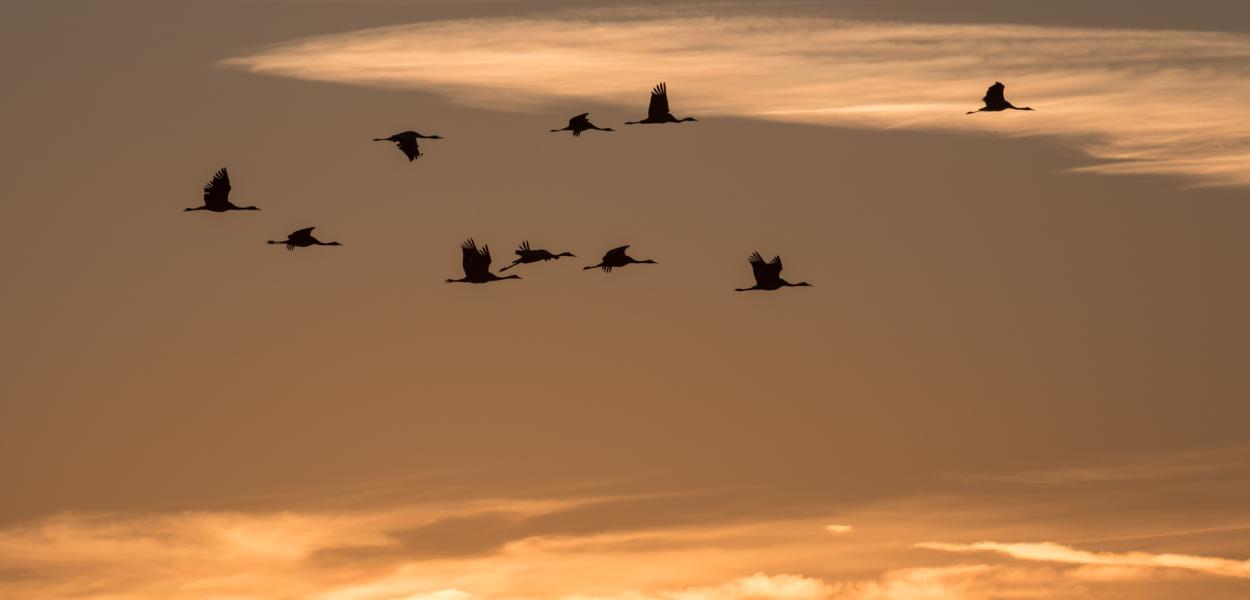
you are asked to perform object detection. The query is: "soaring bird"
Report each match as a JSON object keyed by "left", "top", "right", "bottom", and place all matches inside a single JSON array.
[
  {"left": 373, "top": 130, "right": 443, "bottom": 161},
  {"left": 550, "top": 113, "right": 614, "bottom": 136},
  {"left": 447, "top": 238, "right": 521, "bottom": 283},
  {"left": 583, "top": 245, "right": 657, "bottom": 272},
  {"left": 625, "top": 83, "right": 697, "bottom": 125},
  {"left": 966, "top": 82, "right": 1034, "bottom": 115},
  {"left": 499, "top": 241, "right": 576, "bottom": 271},
  {"left": 185, "top": 168, "right": 260, "bottom": 212},
  {"left": 735, "top": 252, "right": 811, "bottom": 291},
  {"left": 267, "top": 227, "right": 342, "bottom": 251}
]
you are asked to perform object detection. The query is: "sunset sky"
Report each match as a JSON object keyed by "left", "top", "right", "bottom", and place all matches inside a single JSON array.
[{"left": 3, "top": 1, "right": 1250, "bottom": 599}]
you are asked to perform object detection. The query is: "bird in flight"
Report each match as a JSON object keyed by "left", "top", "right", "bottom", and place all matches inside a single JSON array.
[
  {"left": 373, "top": 130, "right": 444, "bottom": 161},
  {"left": 267, "top": 227, "right": 342, "bottom": 251},
  {"left": 185, "top": 168, "right": 260, "bottom": 212},
  {"left": 625, "top": 83, "right": 698, "bottom": 125},
  {"left": 447, "top": 238, "right": 522, "bottom": 283},
  {"left": 499, "top": 241, "right": 576, "bottom": 272},
  {"left": 735, "top": 252, "right": 811, "bottom": 291},
  {"left": 550, "top": 113, "right": 614, "bottom": 136},
  {"left": 584, "top": 245, "right": 657, "bottom": 273},
  {"left": 966, "top": 82, "right": 1034, "bottom": 115}
]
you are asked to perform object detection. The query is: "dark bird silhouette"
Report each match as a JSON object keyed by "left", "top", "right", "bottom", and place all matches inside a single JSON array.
[
  {"left": 625, "top": 83, "right": 697, "bottom": 125},
  {"left": 267, "top": 227, "right": 342, "bottom": 251},
  {"left": 499, "top": 241, "right": 576, "bottom": 271},
  {"left": 735, "top": 252, "right": 811, "bottom": 291},
  {"left": 583, "top": 245, "right": 657, "bottom": 272},
  {"left": 550, "top": 113, "right": 614, "bottom": 136},
  {"left": 185, "top": 168, "right": 260, "bottom": 212},
  {"left": 447, "top": 238, "right": 521, "bottom": 283},
  {"left": 373, "top": 131, "right": 443, "bottom": 161},
  {"left": 966, "top": 82, "right": 1034, "bottom": 115}
]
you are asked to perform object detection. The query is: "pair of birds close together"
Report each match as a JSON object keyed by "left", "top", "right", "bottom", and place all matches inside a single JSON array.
[
  {"left": 183, "top": 168, "right": 342, "bottom": 249},
  {"left": 446, "top": 239, "right": 809, "bottom": 292}
]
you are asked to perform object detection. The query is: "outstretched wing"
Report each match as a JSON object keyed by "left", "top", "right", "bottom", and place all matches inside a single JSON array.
[
  {"left": 766, "top": 255, "right": 784, "bottom": 280},
  {"left": 569, "top": 113, "right": 591, "bottom": 128},
  {"left": 290, "top": 227, "right": 316, "bottom": 242},
  {"left": 395, "top": 138, "right": 421, "bottom": 161},
  {"left": 460, "top": 239, "right": 493, "bottom": 277},
  {"left": 203, "top": 168, "right": 231, "bottom": 206},
  {"left": 748, "top": 252, "right": 768, "bottom": 284},
  {"left": 460, "top": 239, "right": 482, "bottom": 277},
  {"left": 480, "top": 244, "right": 494, "bottom": 271},
  {"left": 983, "top": 82, "right": 1006, "bottom": 105},
  {"left": 605, "top": 245, "right": 630, "bottom": 262},
  {"left": 646, "top": 83, "right": 670, "bottom": 120},
  {"left": 516, "top": 240, "right": 531, "bottom": 255}
]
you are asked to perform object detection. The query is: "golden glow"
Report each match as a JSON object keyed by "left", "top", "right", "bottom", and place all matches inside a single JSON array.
[{"left": 226, "top": 14, "right": 1250, "bottom": 186}]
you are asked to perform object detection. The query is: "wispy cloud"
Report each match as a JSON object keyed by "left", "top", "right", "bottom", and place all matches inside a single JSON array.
[
  {"left": 225, "top": 12, "right": 1250, "bottom": 186},
  {"left": 5, "top": 499, "right": 1250, "bottom": 600},
  {"left": 918, "top": 540, "right": 1250, "bottom": 579}
]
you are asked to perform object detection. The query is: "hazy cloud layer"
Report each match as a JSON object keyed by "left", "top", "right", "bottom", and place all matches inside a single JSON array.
[
  {"left": 4, "top": 495, "right": 1250, "bottom": 600},
  {"left": 226, "top": 13, "right": 1250, "bottom": 186}
]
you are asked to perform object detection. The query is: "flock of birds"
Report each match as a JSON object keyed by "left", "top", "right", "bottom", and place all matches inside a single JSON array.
[{"left": 186, "top": 81, "right": 1032, "bottom": 291}]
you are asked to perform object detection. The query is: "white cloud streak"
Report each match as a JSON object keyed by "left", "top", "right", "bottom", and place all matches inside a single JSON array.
[
  {"left": 225, "top": 13, "right": 1250, "bottom": 186},
  {"left": 918, "top": 540, "right": 1250, "bottom": 579}
]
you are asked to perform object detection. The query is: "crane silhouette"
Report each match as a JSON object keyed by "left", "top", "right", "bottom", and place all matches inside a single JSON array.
[
  {"left": 967, "top": 82, "right": 1034, "bottom": 115},
  {"left": 499, "top": 241, "right": 576, "bottom": 272},
  {"left": 373, "top": 131, "right": 443, "bottom": 161},
  {"left": 185, "top": 168, "right": 260, "bottom": 212},
  {"left": 625, "top": 83, "right": 697, "bottom": 125},
  {"left": 735, "top": 252, "right": 811, "bottom": 291},
  {"left": 550, "top": 113, "right": 614, "bottom": 136},
  {"left": 267, "top": 227, "right": 342, "bottom": 251},
  {"left": 584, "top": 245, "right": 657, "bottom": 272},
  {"left": 447, "top": 238, "right": 522, "bottom": 283}
]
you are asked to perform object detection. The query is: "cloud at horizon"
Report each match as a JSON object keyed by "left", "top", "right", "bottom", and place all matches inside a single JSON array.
[
  {"left": 225, "top": 12, "right": 1250, "bottom": 186},
  {"left": 3, "top": 490, "right": 1250, "bottom": 600}
]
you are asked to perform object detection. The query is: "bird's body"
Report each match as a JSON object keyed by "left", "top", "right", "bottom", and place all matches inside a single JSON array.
[
  {"left": 550, "top": 113, "right": 614, "bottom": 136},
  {"left": 967, "top": 82, "right": 1033, "bottom": 114},
  {"left": 735, "top": 252, "right": 810, "bottom": 291},
  {"left": 499, "top": 241, "right": 576, "bottom": 271},
  {"left": 447, "top": 238, "right": 522, "bottom": 283},
  {"left": 584, "top": 245, "right": 657, "bottom": 273},
  {"left": 373, "top": 130, "right": 443, "bottom": 161},
  {"left": 625, "top": 83, "right": 697, "bottom": 125},
  {"left": 185, "top": 168, "right": 260, "bottom": 212},
  {"left": 267, "top": 227, "right": 342, "bottom": 251}
]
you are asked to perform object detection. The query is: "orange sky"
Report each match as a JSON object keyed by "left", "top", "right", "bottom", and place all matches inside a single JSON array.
[{"left": 2, "top": 1, "right": 1249, "bottom": 599}]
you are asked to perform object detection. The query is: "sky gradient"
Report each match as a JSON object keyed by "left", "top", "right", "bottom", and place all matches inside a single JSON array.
[{"left": 2, "top": 1, "right": 1249, "bottom": 599}]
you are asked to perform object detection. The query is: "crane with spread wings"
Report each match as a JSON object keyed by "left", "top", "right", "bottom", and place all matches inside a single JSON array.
[
  {"left": 185, "top": 168, "right": 260, "bottom": 212},
  {"left": 373, "top": 130, "right": 444, "bottom": 161},
  {"left": 447, "top": 239, "right": 522, "bottom": 283},
  {"left": 966, "top": 82, "right": 1034, "bottom": 115},
  {"left": 734, "top": 252, "right": 811, "bottom": 292},
  {"left": 625, "top": 83, "right": 698, "bottom": 125}
]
